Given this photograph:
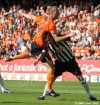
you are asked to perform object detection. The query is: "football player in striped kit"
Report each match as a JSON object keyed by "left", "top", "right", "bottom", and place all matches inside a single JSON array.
[{"left": 34, "top": 31, "right": 97, "bottom": 101}]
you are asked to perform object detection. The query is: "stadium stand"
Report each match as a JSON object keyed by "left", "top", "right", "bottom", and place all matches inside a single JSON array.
[{"left": 0, "top": 0, "right": 100, "bottom": 60}]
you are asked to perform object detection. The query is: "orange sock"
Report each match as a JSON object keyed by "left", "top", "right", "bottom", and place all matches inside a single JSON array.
[
  {"left": 47, "top": 71, "right": 55, "bottom": 91},
  {"left": 12, "top": 52, "right": 28, "bottom": 60}
]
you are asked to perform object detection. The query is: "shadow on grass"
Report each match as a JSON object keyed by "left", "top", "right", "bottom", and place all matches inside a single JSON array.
[{"left": 97, "top": 99, "right": 100, "bottom": 101}]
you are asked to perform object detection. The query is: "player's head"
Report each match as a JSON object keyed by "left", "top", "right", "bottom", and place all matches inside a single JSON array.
[
  {"left": 42, "top": 31, "right": 55, "bottom": 45},
  {"left": 47, "top": 6, "right": 59, "bottom": 20}
]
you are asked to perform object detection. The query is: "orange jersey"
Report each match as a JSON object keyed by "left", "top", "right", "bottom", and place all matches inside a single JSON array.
[{"left": 33, "top": 16, "right": 56, "bottom": 47}]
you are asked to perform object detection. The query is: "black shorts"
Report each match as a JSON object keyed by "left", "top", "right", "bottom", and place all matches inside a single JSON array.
[
  {"left": 54, "top": 59, "right": 82, "bottom": 76},
  {"left": 31, "top": 41, "right": 51, "bottom": 63},
  {"left": 31, "top": 41, "right": 43, "bottom": 56}
]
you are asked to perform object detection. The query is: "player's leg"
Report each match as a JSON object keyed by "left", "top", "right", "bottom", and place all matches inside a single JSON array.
[
  {"left": 41, "top": 76, "right": 57, "bottom": 96},
  {"left": 70, "top": 60, "right": 97, "bottom": 101},
  {"left": 40, "top": 60, "right": 63, "bottom": 99},
  {"left": 45, "top": 61, "right": 55, "bottom": 91},
  {"left": 38, "top": 84, "right": 47, "bottom": 100},
  {"left": 43, "top": 60, "right": 65, "bottom": 98},
  {"left": 44, "top": 60, "right": 59, "bottom": 95},
  {"left": 38, "top": 60, "right": 59, "bottom": 100},
  {"left": 38, "top": 78, "right": 58, "bottom": 100},
  {"left": 58, "top": 58, "right": 97, "bottom": 101},
  {"left": 0, "top": 74, "right": 12, "bottom": 93},
  {"left": 12, "top": 52, "right": 29, "bottom": 59},
  {"left": 5, "top": 52, "right": 29, "bottom": 61},
  {"left": 76, "top": 75, "right": 97, "bottom": 101}
]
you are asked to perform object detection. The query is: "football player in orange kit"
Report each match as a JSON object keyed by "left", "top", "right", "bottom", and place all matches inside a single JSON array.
[{"left": 18, "top": 6, "right": 60, "bottom": 96}]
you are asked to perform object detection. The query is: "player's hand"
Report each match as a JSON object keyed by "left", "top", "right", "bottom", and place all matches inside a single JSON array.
[
  {"left": 52, "top": 57, "right": 57, "bottom": 64},
  {"left": 34, "top": 60, "right": 38, "bottom": 66}
]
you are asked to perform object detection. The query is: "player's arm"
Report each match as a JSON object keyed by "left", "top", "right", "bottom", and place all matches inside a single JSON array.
[
  {"left": 53, "top": 33, "right": 75, "bottom": 42},
  {"left": 50, "top": 26, "right": 74, "bottom": 42},
  {"left": 34, "top": 49, "right": 47, "bottom": 66},
  {"left": 19, "top": 10, "right": 36, "bottom": 20},
  {"left": 34, "top": 44, "right": 57, "bottom": 66}
]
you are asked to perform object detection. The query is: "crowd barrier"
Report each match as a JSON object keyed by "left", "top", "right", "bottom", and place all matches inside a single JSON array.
[{"left": 0, "top": 59, "right": 100, "bottom": 82}]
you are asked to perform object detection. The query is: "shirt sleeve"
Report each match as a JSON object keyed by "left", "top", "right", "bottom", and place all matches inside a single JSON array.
[{"left": 34, "top": 16, "right": 42, "bottom": 23}]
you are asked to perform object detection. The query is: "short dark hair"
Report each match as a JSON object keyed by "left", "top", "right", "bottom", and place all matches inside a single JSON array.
[{"left": 42, "top": 31, "right": 52, "bottom": 40}]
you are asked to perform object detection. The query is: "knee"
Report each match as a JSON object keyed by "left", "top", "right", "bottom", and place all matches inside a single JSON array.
[
  {"left": 77, "top": 75, "right": 84, "bottom": 81},
  {"left": 48, "top": 65, "right": 55, "bottom": 72}
]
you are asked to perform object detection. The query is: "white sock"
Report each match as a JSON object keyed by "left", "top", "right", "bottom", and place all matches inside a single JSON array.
[
  {"left": 0, "top": 74, "right": 6, "bottom": 91},
  {"left": 42, "top": 84, "right": 47, "bottom": 97},
  {"left": 81, "top": 78, "right": 91, "bottom": 98}
]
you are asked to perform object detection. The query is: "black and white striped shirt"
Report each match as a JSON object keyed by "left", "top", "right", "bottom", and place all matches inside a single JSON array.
[{"left": 48, "top": 40, "right": 75, "bottom": 62}]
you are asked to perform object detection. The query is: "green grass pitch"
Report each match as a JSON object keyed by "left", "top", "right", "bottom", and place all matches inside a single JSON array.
[{"left": 0, "top": 80, "right": 99, "bottom": 105}]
